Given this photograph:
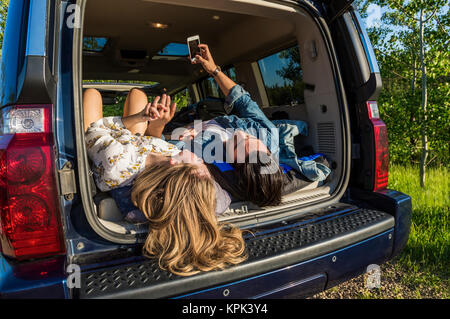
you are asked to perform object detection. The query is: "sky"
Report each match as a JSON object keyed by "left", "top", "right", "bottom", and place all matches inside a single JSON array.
[{"left": 365, "top": 3, "right": 383, "bottom": 28}]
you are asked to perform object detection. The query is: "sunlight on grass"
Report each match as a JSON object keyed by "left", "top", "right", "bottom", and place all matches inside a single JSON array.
[{"left": 388, "top": 164, "right": 449, "bottom": 277}]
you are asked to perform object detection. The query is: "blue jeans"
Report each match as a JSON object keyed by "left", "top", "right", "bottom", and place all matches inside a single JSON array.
[{"left": 273, "top": 119, "right": 331, "bottom": 181}]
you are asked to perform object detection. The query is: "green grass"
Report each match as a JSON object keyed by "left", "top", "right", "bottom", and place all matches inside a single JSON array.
[
  {"left": 388, "top": 164, "right": 449, "bottom": 295},
  {"left": 313, "top": 166, "right": 450, "bottom": 299}
]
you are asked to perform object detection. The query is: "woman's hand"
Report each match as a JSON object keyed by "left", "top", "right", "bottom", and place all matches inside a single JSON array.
[
  {"left": 137, "top": 102, "right": 159, "bottom": 122},
  {"left": 145, "top": 94, "right": 177, "bottom": 137},
  {"left": 192, "top": 44, "right": 217, "bottom": 74},
  {"left": 147, "top": 94, "right": 177, "bottom": 125},
  {"left": 192, "top": 43, "right": 236, "bottom": 96}
]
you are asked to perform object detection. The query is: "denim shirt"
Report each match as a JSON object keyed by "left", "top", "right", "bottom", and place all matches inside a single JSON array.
[{"left": 171, "top": 84, "right": 330, "bottom": 182}]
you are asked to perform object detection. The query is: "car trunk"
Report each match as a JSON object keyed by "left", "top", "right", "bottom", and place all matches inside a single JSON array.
[{"left": 72, "top": 0, "right": 351, "bottom": 242}]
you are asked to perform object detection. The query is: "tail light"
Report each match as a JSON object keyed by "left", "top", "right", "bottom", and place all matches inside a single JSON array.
[
  {"left": 0, "top": 105, "right": 65, "bottom": 260},
  {"left": 366, "top": 101, "right": 389, "bottom": 191}
]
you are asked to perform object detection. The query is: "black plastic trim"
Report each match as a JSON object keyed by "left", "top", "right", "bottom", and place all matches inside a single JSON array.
[
  {"left": 16, "top": 55, "right": 56, "bottom": 105},
  {"left": 349, "top": 188, "right": 412, "bottom": 258}
]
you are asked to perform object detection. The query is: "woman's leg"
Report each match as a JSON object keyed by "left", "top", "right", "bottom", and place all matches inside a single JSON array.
[
  {"left": 83, "top": 88, "right": 103, "bottom": 132},
  {"left": 123, "top": 88, "right": 149, "bottom": 135}
]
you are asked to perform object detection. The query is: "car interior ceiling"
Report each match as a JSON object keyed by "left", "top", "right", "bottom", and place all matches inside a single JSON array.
[
  {"left": 82, "top": 0, "right": 297, "bottom": 88},
  {"left": 81, "top": 0, "right": 345, "bottom": 229}
]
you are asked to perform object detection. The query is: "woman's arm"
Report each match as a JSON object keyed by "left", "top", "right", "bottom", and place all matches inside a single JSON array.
[
  {"left": 121, "top": 109, "right": 151, "bottom": 132},
  {"left": 194, "top": 44, "right": 236, "bottom": 96}
]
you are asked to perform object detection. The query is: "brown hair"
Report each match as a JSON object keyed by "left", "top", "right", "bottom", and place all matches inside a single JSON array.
[
  {"left": 208, "top": 151, "right": 284, "bottom": 207},
  {"left": 131, "top": 163, "right": 247, "bottom": 276}
]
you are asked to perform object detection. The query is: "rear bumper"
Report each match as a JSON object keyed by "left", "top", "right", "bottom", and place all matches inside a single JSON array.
[
  {"left": 176, "top": 229, "right": 393, "bottom": 299},
  {"left": 0, "top": 190, "right": 411, "bottom": 299},
  {"left": 76, "top": 201, "right": 404, "bottom": 299}
]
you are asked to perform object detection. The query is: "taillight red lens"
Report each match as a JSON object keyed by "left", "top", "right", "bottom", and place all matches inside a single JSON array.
[
  {"left": 367, "top": 101, "right": 389, "bottom": 191},
  {"left": 0, "top": 105, "right": 65, "bottom": 260},
  {"left": 7, "top": 141, "right": 46, "bottom": 185}
]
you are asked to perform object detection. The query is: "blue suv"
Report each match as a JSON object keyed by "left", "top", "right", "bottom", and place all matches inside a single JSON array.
[{"left": 0, "top": 0, "right": 411, "bottom": 299}]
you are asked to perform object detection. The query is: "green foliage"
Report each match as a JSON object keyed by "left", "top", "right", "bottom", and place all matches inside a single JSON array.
[
  {"left": 266, "top": 81, "right": 305, "bottom": 106},
  {"left": 83, "top": 36, "right": 106, "bottom": 52},
  {"left": 172, "top": 88, "right": 191, "bottom": 110},
  {"left": 358, "top": 0, "right": 450, "bottom": 167},
  {"left": 101, "top": 88, "right": 192, "bottom": 118},
  {"left": 102, "top": 96, "right": 125, "bottom": 118},
  {"left": 0, "top": 0, "right": 9, "bottom": 51},
  {"left": 276, "top": 46, "right": 302, "bottom": 84},
  {"left": 265, "top": 46, "right": 305, "bottom": 105},
  {"left": 83, "top": 79, "right": 158, "bottom": 85}
]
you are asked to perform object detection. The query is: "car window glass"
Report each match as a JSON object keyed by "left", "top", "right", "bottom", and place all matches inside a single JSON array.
[
  {"left": 173, "top": 87, "right": 192, "bottom": 110},
  {"left": 198, "top": 66, "right": 236, "bottom": 99},
  {"left": 257, "top": 46, "right": 304, "bottom": 106}
]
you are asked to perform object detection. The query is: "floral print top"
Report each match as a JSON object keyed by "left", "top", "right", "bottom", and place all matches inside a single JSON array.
[{"left": 85, "top": 116, "right": 181, "bottom": 192}]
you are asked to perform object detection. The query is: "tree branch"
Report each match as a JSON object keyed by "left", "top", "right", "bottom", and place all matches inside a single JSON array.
[
  {"left": 423, "top": 9, "right": 438, "bottom": 23},
  {"left": 374, "top": 48, "right": 414, "bottom": 69},
  {"left": 390, "top": 69, "right": 410, "bottom": 80},
  {"left": 425, "top": 155, "right": 437, "bottom": 167},
  {"left": 435, "top": 15, "right": 450, "bottom": 37},
  {"left": 395, "top": 5, "right": 437, "bottom": 23}
]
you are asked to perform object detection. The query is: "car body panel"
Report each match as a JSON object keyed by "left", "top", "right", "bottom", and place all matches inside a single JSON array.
[{"left": 0, "top": 256, "right": 68, "bottom": 299}]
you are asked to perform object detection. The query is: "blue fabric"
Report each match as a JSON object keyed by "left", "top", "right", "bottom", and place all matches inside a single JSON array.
[
  {"left": 109, "top": 186, "right": 147, "bottom": 223},
  {"left": 299, "top": 153, "right": 326, "bottom": 161},
  {"left": 214, "top": 85, "right": 279, "bottom": 158},
  {"left": 272, "top": 119, "right": 330, "bottom": 181},
  {"left": 213, "top": 153, "right": 328, "bottom": 178},
  {"left": 212, "top": 161, "right": 234, "bottom": 172},
  {"left": 109, "top": 186, "right": 138, "bottom": 217},
  {"left": 169, "top": 85, "right": 280, "bottom": 162},
  {"left": 280, "top": 163, "right": 293, "bottom": 174}
]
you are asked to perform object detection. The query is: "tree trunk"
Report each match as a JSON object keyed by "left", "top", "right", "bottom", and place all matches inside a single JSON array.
[
  {"left": 410, "top": 56, "right": 416, "bottom": 165},
  {"left": 419, "top": 8, "right": 428, "bottom": 188},
  {"left": 411, "top": 57, "right": 416, "bottom": 94}
]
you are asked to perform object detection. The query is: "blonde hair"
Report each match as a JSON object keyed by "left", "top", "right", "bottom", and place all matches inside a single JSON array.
[{"left": 131, "top": 163, "right": 247, "bottom": 276}]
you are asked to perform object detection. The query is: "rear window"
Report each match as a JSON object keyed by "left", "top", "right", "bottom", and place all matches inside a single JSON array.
[
  {"left": 83, "top": 37, "right": 109, "bottom": 52},
  {"left": 257, "top": 46, "right": 304, "bottom": 106},
  {"left": 158, "top": 43, "right": 189, "bottom": 56}
]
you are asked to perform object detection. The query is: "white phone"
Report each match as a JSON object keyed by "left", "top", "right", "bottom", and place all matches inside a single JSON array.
[{"left": 187, "top": 35, "right": 201, "bottom": 62}]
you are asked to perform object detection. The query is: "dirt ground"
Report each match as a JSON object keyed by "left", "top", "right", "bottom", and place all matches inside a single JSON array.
[{"left": 309, "top": 261, "right": 449, "bottom": 299}]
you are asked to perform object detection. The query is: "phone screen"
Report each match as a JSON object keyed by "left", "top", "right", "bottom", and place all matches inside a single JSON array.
[{"left": 188, "top": 38, "right": 200, "bottom": 61}]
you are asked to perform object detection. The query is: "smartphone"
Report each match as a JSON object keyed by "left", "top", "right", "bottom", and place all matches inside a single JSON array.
[{"left": 187, "top": 35, "right": 200, "bottom": 62}]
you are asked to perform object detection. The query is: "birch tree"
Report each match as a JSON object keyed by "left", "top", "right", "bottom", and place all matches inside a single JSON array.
[{"left": 358, "top": 0, "right": 449, "bottom": 186}]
